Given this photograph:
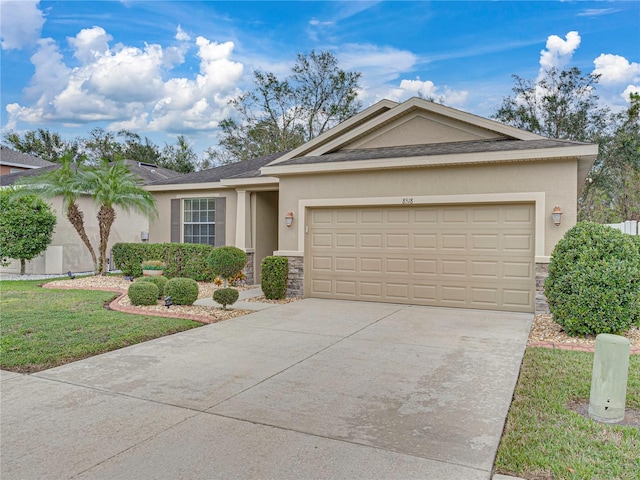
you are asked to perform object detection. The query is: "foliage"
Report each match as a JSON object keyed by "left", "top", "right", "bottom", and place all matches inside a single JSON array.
[
  {"left": 0, "top": 190, "right": 56, "bottom": 274},
  {"left": 3, "top": 128, "right": 80, "bottom": 163},
  {"left": 164, "top": 277, "right": 199, "bottom": 305},
  {"left": 495, "top": 348, "right": 640, "bottom": 480},
  {"left": 579, "top": 93, "right": 640, "bottom": 222},
  {"left": 128, "top": 280, "right": 159, "bottom": 306},
  {"left": 82, "top": 157, "right": 157, "bottom": 275},
  {"left": 112, "top": 242, "right": 216, "bottom": 280},
  {"left": 141, "top": 260, "right": 166, "bottom": 270},
  {"left": 210, "top": 50, "right": 361, "bottom": 163},
  {"left": 12, "top": 153, "right": 99, "bottom": 273},
  {"left": 261, "top": 256, "right": 289, "bottom": 300},
  {"left": 209, "top": 246, "right": 247, "bottom": 286},
  {"left": 82, "top": 128, "right": 161, "bottom": 165},
  {"left": 213, "top": 287, "right": 239, "bottom": 310},
  {"left": 136, "top": 275, "right": 168, "bottom": 298},
  {"left": 545, "top": 222, "right": 640, "bottom": 335},
  {"left": 0, "top": 279, "right": 199, "bottom": 373},
  {"left": 159, "top": 135, "right": 198, "bottom": 173},
  {"left": 492, "top": 67, "right": 608, "bottom": 142}
]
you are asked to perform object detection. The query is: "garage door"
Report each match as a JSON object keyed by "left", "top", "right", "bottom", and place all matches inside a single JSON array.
[{"left": 306, "top": 204, "right": 535, "bottom": 312}]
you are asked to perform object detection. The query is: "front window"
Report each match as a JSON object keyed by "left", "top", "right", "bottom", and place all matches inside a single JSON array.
[{"left": 183, "top": 198, "right": 215, "bottom": 245}]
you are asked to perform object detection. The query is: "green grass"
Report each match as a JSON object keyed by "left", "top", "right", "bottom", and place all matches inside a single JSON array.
[
  {"left": 495, "top": 348, "right": 640, "bottom": 480},
  {"left": 0, "top": 278, "right": 201, "bottom": 373}
]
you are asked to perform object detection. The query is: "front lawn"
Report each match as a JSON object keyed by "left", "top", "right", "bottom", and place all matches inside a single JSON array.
[
  {"left": 0, "top": 278, "right": 201, "bottom": 373},
  {"left": 495, "top": 348, "right": 640, "bottom": 480}
]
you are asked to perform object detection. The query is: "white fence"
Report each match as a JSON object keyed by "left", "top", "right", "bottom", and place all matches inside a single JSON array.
[{"left": 606, "top": 220, "right": 639, "bottom": 235}]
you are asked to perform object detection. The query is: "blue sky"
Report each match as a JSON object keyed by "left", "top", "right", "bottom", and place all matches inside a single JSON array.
[{"left": 1, "top": 1, "right": 639, "bottom": 158}]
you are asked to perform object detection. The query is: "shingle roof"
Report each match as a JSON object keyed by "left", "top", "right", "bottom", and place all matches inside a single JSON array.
[
  {"left": 1, "top": 161, "right": 182, "bottom": 187},
  {"left": 123, "top": 160, "right": 184, "bottom": 183},
  {"left": 146, "top": 151, "right": 286, "bottom": 185},
  {"left": 275, "top": 138, "right": 590, "bottom": 167},
  {"left": 0, "top": 146, "right": 56, "bottom": 168}
]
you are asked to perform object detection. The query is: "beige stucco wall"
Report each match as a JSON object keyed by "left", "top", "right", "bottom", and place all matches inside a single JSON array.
[
  {"left": 149, "top": 189, "right": 238, "bottom": 246},
  {"left": 277, "top": 159, "right": 579, "bottom": 259},
  {"left": 1, "top": 195, "right": 151, "bottom": 275}
]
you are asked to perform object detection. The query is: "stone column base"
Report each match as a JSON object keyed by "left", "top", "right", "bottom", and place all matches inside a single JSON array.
[
  {"left": 535, "top": 262, "right": 550, "bottom": 315},
  {"left": 244, "top": 251, "right": 255, "bottom": 285},
  {"left": 283, "top": 256, "right": 304, "bottom": 297}
]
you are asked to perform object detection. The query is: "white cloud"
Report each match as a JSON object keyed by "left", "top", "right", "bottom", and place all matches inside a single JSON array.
[
  {"left": 592, "top": 54, "right": 640, "bottom": 85},
  {"left": 381, "top": 79, "right": 468, "bottom": 107},
  {"left": 175, "top": 25, "right": 190, "bottom": 42},
  {"left": 6, "top": 26, "right": 245, "bottom": 135},
  {"left": 339, "top": 43, "right": 417, "bottom": 83},
  {"left": 622, "top": 85, "right": 640, "bottom": 102},
  {"left": 539, "top": 31, "right": 581, "bottom": 72},
  {"left": 0, "top": 0, "right": 46, "bottom": 50}
]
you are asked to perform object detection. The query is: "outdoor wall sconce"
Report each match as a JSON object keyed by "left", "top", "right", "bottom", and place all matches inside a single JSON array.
[
  {"left": 141, "top": 231, "right": 149, "bottom": 242},
  {"left": 285, "top": 211, "right": 295, "bottom": 227},
  {"left": 552, "top": 205, "right": 563, "bottom": 226}
]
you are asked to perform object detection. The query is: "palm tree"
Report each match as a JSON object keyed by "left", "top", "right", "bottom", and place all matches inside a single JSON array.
[
  {"left": 83, "top": 157, "right": 157, "bottom": 275},
  {"left": 12, "top": 154, "right": 100, "bottom": 273}
]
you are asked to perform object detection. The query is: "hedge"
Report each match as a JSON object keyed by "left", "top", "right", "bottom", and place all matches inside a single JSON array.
[
  {"left": 136, "top": 275, "right": 168, "bottom": 298},
  {"left": 128, "top": 281, "right": 159, "bottom": 306},
  {"left": 261, "top": 256, "right": 288, "bottom": 300},
  {"left": 112, "top": 243, "right": 216, "bottom": 280},
  {"left": 209, "top": 246, "right": 247, "bottom": 284}
]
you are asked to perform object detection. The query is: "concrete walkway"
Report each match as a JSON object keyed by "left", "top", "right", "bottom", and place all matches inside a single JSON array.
[{"left": 1, "top": 299, "right": 532, "bottom": 480}]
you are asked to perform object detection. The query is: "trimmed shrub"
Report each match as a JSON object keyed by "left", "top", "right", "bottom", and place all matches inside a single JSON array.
[
  {"left": 112, "top": 243, "right": 216, "bottom": 280},
  {"left": 261, "top": 256, "right": 288, "bottom": 300},
  {"left": 136, "top": 275, "right": 168, "bottom": 298},
  {"left": 164, "top": 277, "right": 199, "bottom": 306},
  {"left": 545, "top": 221, "right": 640, "bottom": 336},
  {"left": 209, "top": 247, "right": 247, "bottom": 284},
  {"left": 128, "top": 281, "right": 159, "bottom": 306},
  {"left": 213, "top": 288, "right": 240, "bottom": 310}
]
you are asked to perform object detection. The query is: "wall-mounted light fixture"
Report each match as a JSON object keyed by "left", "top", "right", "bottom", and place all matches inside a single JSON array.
[
  {"left": 552, "top": 205, "right": 563, "bottom": 226},
  {"left": 285, "top": 211, "right": 295, "bottom": 227},
  {"left": 141, "top": 231, "right": 149, "bottom": 242}
]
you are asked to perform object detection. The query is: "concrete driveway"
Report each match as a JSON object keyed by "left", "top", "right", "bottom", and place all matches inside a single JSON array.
[{"left": 1, "top": 299, "right": 532, "bottom": 480}]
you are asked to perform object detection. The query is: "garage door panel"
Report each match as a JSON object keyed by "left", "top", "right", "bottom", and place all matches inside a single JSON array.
[{"left": 307, "top": 204, "right": 534, "bottom": 312}]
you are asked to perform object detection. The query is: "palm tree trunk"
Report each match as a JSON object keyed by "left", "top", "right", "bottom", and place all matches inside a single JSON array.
[
  {"left": 97, "top": 205, "right": 116, "bottom": 275},
  {"left": 20, "top": 259, "right": 26, "bottom": 275},
  {"left": 67, "top": 200, "right": 99, "bottom": 274}
]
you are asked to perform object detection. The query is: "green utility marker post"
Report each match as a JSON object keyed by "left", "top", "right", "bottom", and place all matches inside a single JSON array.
[{"left": 588, "top": 333, "right": 630, "bottom": 423}]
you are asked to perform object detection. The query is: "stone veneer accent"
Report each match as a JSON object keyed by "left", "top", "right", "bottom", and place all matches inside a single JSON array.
[
  {"left": 284, "top": 255, "right": 304, "bottom": 298},
  {"left": 535, "top": 262, "right": 550, "bottom": 315},
  {"left": 244, "top": 252, "right": 255, "bottom": 285}
]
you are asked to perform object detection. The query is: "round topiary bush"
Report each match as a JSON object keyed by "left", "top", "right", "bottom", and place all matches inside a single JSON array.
[
  {"left": 164, "top": 277, "right": 199, "bottom": 305},
  {"left": 136, "top": 275, "right": 168, "bottom": 298},
  {"left": 261, "top": 256, "right": 288, "bottom": 300},
  {"left": 545, "top": 221, "right": 640, "bottom": 336},
  {"left": 213, "top": 288, "right": 240, "bottom": 310},
  {"left": 209, "top": 247, "right": 247, "bottom": 285},
  {"left": 128, "top": 281, "right": 159, "bottom": 306}
]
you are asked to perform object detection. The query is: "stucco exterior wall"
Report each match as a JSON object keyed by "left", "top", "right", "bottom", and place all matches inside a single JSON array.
[
  {"left": 1, "top": 195, "right": 150, "bottom": 275},
  {"left": 277, "top": 159, "right": 579, "bottom": 258},
  {"left": 149, "top": 189, "right": 238, "bottom": 246}
]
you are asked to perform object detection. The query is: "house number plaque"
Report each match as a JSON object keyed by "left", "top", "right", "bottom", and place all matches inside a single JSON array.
[{"left": 402, "top": 198, "right": 414, "bottom": 204}]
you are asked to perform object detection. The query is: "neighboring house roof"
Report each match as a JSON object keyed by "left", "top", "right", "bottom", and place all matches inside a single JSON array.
[
  {"left": 146, "top": 152, "right": 286, "bottom": 186},
  {"left": 0, "top": 165, "right": 60, "bottom": 187},
  {"left": 0, "top": 146, "right": 56, "bottom": 169},
  {"left": 0, "top": 160, "right": 183, "bottom": 187}
]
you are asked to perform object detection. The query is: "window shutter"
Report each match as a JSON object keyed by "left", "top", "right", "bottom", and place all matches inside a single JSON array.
[
  {"left": 170, "top": 199, "right": 180, "bottom": 243},
  {"left": 214, "top": 197, "right": 226, "bottom": 246}
]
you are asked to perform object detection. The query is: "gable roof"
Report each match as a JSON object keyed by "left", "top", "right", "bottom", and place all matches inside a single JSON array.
[
  {"left": 0, "top": 146, "right": 56, "bottom": 169},
  {"left": 146, "top": 151, "right": 286, "bottom": 187}
]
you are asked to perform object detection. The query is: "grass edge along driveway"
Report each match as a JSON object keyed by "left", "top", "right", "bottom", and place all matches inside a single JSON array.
[
  {"left": 0, "top": 278, "right": 201, "bottom": 373},
  {"left": 495, "top": 347, "right": 640, "bottom": 480}
]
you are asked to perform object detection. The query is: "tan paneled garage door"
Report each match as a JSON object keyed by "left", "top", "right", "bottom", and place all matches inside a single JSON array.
[{"left": 306, "top": 204, "right": 535, "bottom": 312}]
